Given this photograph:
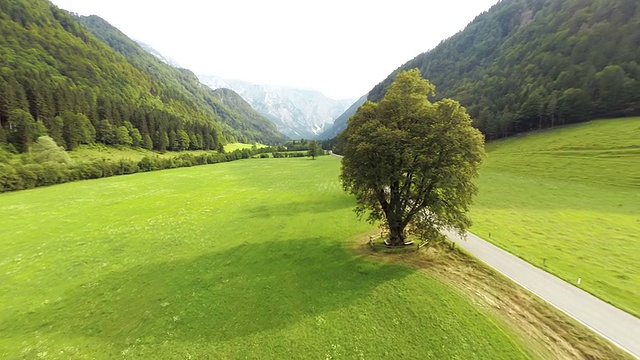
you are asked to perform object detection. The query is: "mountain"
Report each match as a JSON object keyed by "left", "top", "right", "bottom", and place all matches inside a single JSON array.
[
  {"left": 198, "top": 75, "right": 354, "bottom": 139},
  {"left": 318, "top": 95, "right": 367, "bottom": 140},
  {"left": 209, "top": 87, "right": 288, "bottom": 139},
  {"left": 0, "top": 0, "right": 285, "bottom": 156},
  {"left": 368, "top": 0, "right": 640, "bottom": 140},
  {"left": 74, "top": 15, "right": 287, "bottom": 145}
]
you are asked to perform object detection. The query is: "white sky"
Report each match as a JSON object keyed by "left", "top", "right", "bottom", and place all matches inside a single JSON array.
[{"left": 50, "top": 0, "right": 498, "bottom": 99}]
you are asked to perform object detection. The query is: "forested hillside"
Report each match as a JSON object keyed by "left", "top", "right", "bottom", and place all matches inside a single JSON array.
[
  {"left": 75, "top": 15, "right": 286, "bottom": 145},
  {"left": 369, "top": 0, "right": 640, "bottom": 139},
  {"left": 0, "top": 0, "right": 283, "bottom": 156}
]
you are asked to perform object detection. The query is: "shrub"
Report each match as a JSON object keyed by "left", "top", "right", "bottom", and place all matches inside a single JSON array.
[
  {"left": 73, "top": 162, "right": 103, "bottom": 180},
  {"left": 41, "top": 162, "right": 71, "bottom": 185},
  {"left": 138, "top": 156, "right": 159, "bottom": 172},
  {"left": 14, "top": 163, "right": 41, "bottom": 189},
  {"left": 0, "top": 163, "right": 22, "bottom": 192},
  {"left": 31, "top": 136, "right": 74, "bottom": 165},
  {"left": 116, "top": 159, "right": 138, "bottom": 175}
]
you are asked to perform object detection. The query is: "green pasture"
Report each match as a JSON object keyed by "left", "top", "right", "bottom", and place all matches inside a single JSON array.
[
  {"left": 223, "top": 142, "right": 266, "bottom": 152},
  {"left": 0, "top": 157, "right": 531, "bottom": 359},
  {"left": 471, "top": 118, "right": 640, "bottom": 316}
]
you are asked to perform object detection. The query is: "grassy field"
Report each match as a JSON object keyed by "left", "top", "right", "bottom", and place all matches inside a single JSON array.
[
  {"left": 470, "top": 118, "right": 640, "bottom": 316},
  {"left": 223, "top": 142, "right": 267, "bottom": 152},
  {"left": 0, "top": 157, "right": 532, "bottom": 359}
]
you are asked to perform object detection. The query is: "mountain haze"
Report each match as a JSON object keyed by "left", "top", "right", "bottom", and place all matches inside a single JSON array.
[
  {"left": 136, "top": 40, "right": 182, "bottom": 68},
  {"left": 198, "top": 75, "right": 354, "bottom": 139}
]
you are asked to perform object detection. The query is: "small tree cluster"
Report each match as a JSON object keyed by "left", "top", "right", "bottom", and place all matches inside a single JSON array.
[{"left": 306, "top": 140, "right": 322, "bottom": 159}]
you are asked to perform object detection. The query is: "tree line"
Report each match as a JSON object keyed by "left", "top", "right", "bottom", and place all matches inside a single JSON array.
[{"left": 0, "top": 136, "right": 277, "bottom": 193}]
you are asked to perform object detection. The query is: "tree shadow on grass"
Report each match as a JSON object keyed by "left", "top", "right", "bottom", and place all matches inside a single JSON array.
[
  {"left": 5, "top": 238, "right": 412, "bottom": 348},
  {"left": 243, "top": 195, "right": 355, "bottom": 219}
]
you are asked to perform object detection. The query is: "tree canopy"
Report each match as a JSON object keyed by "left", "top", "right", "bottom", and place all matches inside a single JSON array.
[
  {"left": 307, "top": 140, "right": 321, "bottom": 159},
  {"left": 341, "top": 69, "right": 484, "bottom": 246}
]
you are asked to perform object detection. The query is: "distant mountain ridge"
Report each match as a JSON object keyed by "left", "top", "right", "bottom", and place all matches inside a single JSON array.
[
  {"left": 198, "top": 75, "right": 354, "bottom": 139},
  {"left": 318, "top": 95, "right": 367, "bottom": 140}
]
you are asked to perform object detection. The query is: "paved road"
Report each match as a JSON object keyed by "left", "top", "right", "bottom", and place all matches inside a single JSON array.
[
  {"left": 331, "top": 153, "right": 639, "bottom": 357},
  {"left": 444, "top": 230, "right": 640, "bottom": 359}
]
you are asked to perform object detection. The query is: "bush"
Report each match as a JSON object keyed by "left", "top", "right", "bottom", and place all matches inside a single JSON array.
[
  {"left": 72, "top": 162, "right": 103, "bottom": 180},
  {"left": 0, "top": 163, "right": 22, "bottom": 192},
  {"left": 39, "top": 162, "right": 70, "bottom": 186},
  {"left": 14, "top": 163, "right": 41, "bottom": 189},
  {"left": 31, "top": 136, "right": 74, "bottom": 165},
  {"left": 138, "top": 156, "right": 159, "bottom": 172},
  {"left": 116, "top": 159, "right": 138, "bottom": 175}
]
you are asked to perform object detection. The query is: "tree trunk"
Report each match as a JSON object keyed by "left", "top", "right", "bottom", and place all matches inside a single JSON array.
[
  {"left": 387, "top": 220, "right": 406, "bottom": 246},
  {"left": 385, "top": 181, "right": 406, "bottom": 246}
]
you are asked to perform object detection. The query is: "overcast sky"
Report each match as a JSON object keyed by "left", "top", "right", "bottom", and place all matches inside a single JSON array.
[{"left": 50, "top": 0, "right": 498, "bottom": 99}]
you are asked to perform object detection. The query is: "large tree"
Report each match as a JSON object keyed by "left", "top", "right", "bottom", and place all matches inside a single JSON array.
[{"left": 340, "top": 69, "right": 484, "bottom": 246}]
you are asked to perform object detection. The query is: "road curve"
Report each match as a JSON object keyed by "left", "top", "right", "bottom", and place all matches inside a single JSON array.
[
  {"left": 444, "top": 230, "right": 640, "bottom": 359},
  {"left": 330, "top": 153, "right": 639, "bottom": 357}
]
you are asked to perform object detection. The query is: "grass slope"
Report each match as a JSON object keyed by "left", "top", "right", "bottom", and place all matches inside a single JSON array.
[
  {"left": 0, "top": 157, "right": 531, "bottom": 359},
  {"left": 223, "top": 142, "right": 267, "bottom": 152},
  {"left": 471, "top": 118, "right": 640, "bottom": 316}
]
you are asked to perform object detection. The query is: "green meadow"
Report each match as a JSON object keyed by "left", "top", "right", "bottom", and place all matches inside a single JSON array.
[
  {"left": 0, "top": 157, "right": 531, "bottom": 359},
  {"left": 471, "top": 118, "right": 640, "bottom": 316},
  {"left": 223, "top": 142, "right": 267, "bottom": 152}
]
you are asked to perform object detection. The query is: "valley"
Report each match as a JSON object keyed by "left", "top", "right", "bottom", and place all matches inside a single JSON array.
[
  {"left": 1, "top": 155, "right": 633, "bottom": 359},
  {"left": 198, "top": 75, "right": 355, "bottom": 139},
  {"left": 1, "top": 0, "right": 639, "bottom": 358},
  {"left": 0, "top": 157, "right": 534, "bottom": 359}
]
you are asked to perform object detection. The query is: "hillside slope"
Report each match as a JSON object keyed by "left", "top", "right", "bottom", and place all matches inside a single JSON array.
[
  {"left": 369, "top": 0, "right": 640, "bottom": 139},
  {"left": 75, "top": 15, "right": 286, "bottom": 145},
  {"left": 470, "top": 118, "right": 640, "bottom": 316},
  {"left": 0, "top": 0, "right": 283, "bottom": 156}
]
